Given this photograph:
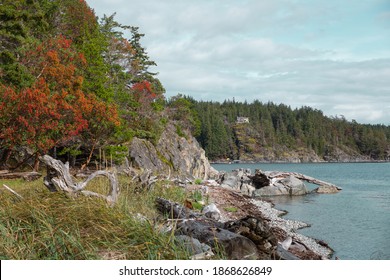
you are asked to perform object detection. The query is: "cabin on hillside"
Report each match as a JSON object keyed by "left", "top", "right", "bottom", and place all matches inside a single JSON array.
[{"left": 236, "top": 117, "right": 249, "bottom": 124}]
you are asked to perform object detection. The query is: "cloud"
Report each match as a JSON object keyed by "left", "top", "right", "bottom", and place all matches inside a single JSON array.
[{"left": 89, "top": 0, "right": 390, "bottom": 125}]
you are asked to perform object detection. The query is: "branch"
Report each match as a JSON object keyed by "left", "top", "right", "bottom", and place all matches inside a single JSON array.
[{"left": 2, "top": 184, "right": 23, "bottom": 200}]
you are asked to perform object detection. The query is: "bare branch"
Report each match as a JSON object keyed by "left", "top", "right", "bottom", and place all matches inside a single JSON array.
[{"left": 2, "top": 184, "right": 23, "bottom": 200}]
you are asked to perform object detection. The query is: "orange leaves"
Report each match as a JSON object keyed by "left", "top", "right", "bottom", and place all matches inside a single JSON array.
[
  {"left": 0, "top": 35, "right": 120, "bottom": 153},
  {"left": 22, "top": 35, "right": 86, "bottom": 92},
  {"left": 132, "top": 80, "right": 157, "bottom": 102},
  {"left": 0, "top": 78, "right": 91, "bottom": 152}
]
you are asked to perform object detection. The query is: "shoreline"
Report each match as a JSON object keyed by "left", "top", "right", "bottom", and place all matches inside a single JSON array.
[
  {"left": 250, "top": 198, "right": 334, "bottom": 259},
  {"left": 211, "top": 160, "right": 390, "bottom": 164},
  {"left": 187, "top": 182, "right": 334, "bottom": 260}
]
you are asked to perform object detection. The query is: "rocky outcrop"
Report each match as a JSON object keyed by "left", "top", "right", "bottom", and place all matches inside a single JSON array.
[
  {"left": 218, "top": 169, "right": 308, "bottom": 197},
  {"left": 253, "top": 175, "right": 308, "bottom": 197},
  {"left": 129, "top": 125, "right": 218, "bottom": 180},
  {"left": 218, "top": 169, "right": 339, "bottom": 197}
]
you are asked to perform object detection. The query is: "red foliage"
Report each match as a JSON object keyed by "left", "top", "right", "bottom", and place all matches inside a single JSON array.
[
  {"left": 0, "top": 36, "right": 120, "bottom": 154},
  {"left": 0, "top": 79, "right": 87, "bottom": 151},
  {"left": 131, "top": 80, "right": 157, "bottom": 103}
]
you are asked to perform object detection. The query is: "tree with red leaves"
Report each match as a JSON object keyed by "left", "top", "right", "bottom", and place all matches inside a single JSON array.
[{"left": 0, "top": 36, "right": 120, "bottom": 170}]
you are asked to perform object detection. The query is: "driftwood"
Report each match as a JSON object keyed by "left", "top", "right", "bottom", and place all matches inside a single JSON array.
[
  {"left": 266, "top": 171, "right": 341, "bottom": 189},
  {"left": 132, "top": 169, "right": 158, "bottom": 191},
  {"left": 40, "top": 155, "right": 119, "bottom": 205},
  {"left": 2, "top": 184, "right": 23, "bottom": 200},
  {"left": 0, "top": 171, "right": 42, "bottom": 181}
]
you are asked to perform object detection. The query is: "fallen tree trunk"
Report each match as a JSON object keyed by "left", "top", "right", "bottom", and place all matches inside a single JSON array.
[
  {"left": 0, "top": 171, "right": 42, "bottom": 181},
  {"left": 40, "top": 155, "right": 119, "bottom": 205}
]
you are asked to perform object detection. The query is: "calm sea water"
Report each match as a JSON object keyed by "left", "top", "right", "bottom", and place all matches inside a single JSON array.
[{"left": 212, "top": 162, "right": 390, "bottom": 260}]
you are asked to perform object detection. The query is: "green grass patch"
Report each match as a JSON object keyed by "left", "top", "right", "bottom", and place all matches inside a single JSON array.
[{"left": 223, "top": 206, "right": 238, "bottom": 213}]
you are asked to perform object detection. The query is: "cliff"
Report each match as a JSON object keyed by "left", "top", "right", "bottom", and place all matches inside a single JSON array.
[{"left": 129, "top": 124, "right": 218, "bottom": 180}]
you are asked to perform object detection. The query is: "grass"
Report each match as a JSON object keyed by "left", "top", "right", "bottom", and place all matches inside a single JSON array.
[
  {"left": 223, "top": 206, "right": 238, "bottom": 213},
  {"left": 0, "top": 175, "right": 192, "bottom": 260}
]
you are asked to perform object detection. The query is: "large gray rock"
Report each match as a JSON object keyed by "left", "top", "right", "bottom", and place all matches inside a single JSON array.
[
  {"left": 219, "top": 169, "right": 252, "bottom": 190},
  {"left": 129, "top": 125, "right": 218, "bottom": 180},
  {"left": 253, "top": 175, "right": 308, "bottom": 197}
]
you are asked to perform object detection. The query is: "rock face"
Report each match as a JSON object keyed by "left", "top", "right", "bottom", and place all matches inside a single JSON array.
[{"left": 129, "top": 125, "right": 218, "bottom": 180}]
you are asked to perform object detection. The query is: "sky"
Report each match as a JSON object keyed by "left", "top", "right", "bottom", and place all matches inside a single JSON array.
[{"left": 88, "top": 0, "right": 390, "bottom": 125}]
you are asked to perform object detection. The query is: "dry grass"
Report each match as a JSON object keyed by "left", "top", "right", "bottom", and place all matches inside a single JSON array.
[{"left": 0, "top": 175, "right": 190, "bottom": 260}]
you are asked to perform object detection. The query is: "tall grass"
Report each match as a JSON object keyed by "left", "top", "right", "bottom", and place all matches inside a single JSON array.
[{"left": 0, "top": 176, "right": 190, "bottom": 260}]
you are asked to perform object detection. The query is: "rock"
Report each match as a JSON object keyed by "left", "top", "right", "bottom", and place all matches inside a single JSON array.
[
  {"left": 220, "top": 172, "right": 240, "bottom": 190},
  {"left": 283, "top": 176, "right": 308, "bottom": 196},
  {"left": 240, "top": 183, "right": 256, "bottom": 197},
  {"left": 177, "top": 219, "right": 259, "bottom": 260},
  {"left": 219, "top": 168, "right": 252, "bottom": 190},
  {"left": 129, "top": 124, "right": 218, "bottom": 180},
  {"left": 253, "top": 175, "right": 308, "bottom": 197},
  {"left": 250, "top": 169, "right": 271, "bottom": 188},
  {"left": 224, "top": 216, "right": 277, "bottom": 257},
  {"left": 313, "top": 185, "right": 341, "bottom": 194},
  {"left": 276, "top": 244, "right": 301, "bottom": 260},
  {"left": 202, "top": 203, "right": 221, "bottom": 221},
  {"left": 280, "top": 236, "right": 292, "bottom": 250},
  {"left": 175, "top": 235, "right": 212, "bottom": 255}
]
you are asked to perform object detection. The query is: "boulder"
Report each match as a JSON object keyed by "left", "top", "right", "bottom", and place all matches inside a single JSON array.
[
  {"left": 175, "top": 235, "right": 212, "bottom": 255},
  {"left": 178, "top": 219, "right": 259, "bottom": 260},
  {"left": 313, "top": 185, "right": 341, "bottom": 194},
  {"left": 202, "top": 203, "right": 221, "bottom": 221},
  {"left": 253, "top": 175, "right": 308, "bottom": 197},
  {"left": 219, "top": 168, "right": 252, "bottom": 190}
]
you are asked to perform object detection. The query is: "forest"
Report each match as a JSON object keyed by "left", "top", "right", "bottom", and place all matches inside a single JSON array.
[
  {"left": 177, "top": 97, "right": 390, "bottom": 162},
  {"left": 0, "top": 0, "right": 167, "bottom": 170},
  {"left": 1, "top": 0, "right": 389, "bottom": 171}
]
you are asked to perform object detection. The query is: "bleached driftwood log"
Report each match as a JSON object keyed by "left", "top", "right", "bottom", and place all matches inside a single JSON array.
[
  {"left": 132, "top": 169, "right": 158, "bottom": 191},
  {"left": 2, "top": 184, "right": 23, "bottom": 200},
  {"left": 40, "top": 155, "right": 119, "bottom": 205},
  {"left": 265, "top": 171, "right": 341, "bottom": 189}
]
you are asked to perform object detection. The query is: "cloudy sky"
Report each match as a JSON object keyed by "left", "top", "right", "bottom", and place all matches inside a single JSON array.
[{"left": 88, "top": 0, "right": 390, "bottom": 125}]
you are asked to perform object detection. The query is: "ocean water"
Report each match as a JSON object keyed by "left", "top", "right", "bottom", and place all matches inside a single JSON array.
[{"left": 212, "top": 162, "right": 390, "bottom": 260}]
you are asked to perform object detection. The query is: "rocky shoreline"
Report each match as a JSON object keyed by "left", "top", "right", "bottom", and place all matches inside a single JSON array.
[
  {"left": 249, "top": 198, "right": 333, "bottom": 259},
  {"left": 212, "top": 159, "right": 390, "bottom": 164},
  {"left": 177, "top": 180, "right": 334, "bottom": 260}
]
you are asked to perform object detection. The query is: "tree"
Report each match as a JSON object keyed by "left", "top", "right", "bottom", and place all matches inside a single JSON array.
[
  {"left": 0, "top": 35, "right": 120, "bottom": 170},
  {"left": 0, "top": 0, "right": 56, "bottom": 88}
]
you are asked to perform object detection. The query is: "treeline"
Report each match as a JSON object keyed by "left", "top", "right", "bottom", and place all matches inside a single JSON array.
[
  {"left": 174, "top": 97, "right": 390, "bottom": 161},
  {"left": 0, "top": 0, "right": 167, "bottom": 170}
]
